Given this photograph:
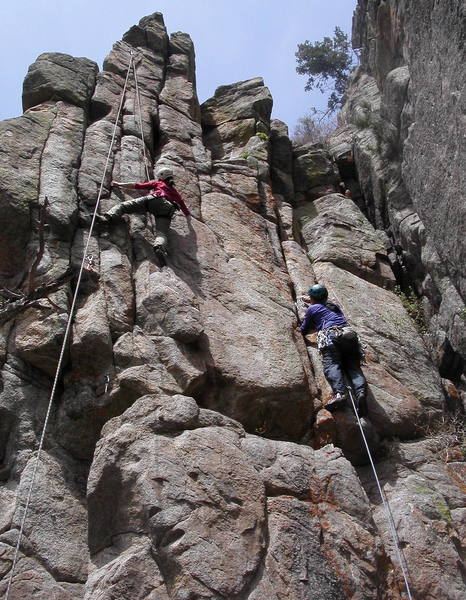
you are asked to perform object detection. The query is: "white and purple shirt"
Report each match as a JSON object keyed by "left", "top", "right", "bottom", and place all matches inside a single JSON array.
[{"left": 299, "top": 302, "right": 348, "bottom": 334}]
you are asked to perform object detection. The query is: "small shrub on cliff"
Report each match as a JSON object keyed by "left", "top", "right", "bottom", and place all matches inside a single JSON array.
[
  {"left": 419, "top": 412, "right": 465, "bottom": 458},
  {"left": 292, "top": 113, "right": 337, "bottom": 145},
  {"left": 255, "top": 132, "right": 269, "bottom": 141},
  {"left": 354, "top": 101, "right": 375, "bottom": 130},
  {"left": 394, "top": 285, "right": 427, "bottom": 333}
]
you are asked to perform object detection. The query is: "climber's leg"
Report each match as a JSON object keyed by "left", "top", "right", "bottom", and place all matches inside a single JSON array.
[
  {"left": 150, "top": 196, "right": 176, "bottom": 254},
  {"left": 343, "top": 352, "right": 368, "bottom": 416},
  {"left": 153, "top": 216, "right": 172, "bottom": 253},
  {"left": 322, "top": 343, "right": 348, "bottom": 411}
]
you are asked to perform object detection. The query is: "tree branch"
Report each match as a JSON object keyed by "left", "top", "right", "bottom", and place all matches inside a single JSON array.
[{"left": 0, "top": 267, "right": 73, "bottom": 326}]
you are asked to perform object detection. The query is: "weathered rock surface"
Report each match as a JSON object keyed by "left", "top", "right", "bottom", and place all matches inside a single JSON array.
[
  {"left": 22, "top": 53, "right": 98, "bottom": 112},
  {"left": 299, "top": 193, "right": 395, "bottom": 287},
  {"left": 86, "top": 395, "right": 402, "bottom": 599},
  {"left": 0, "top": 8, "right": 464, "bottom": 600},
  {"left": 358, "top": 439, "right": 466, "bottom": 600},
  {"left": 343, "top": 0, "right": 466, "bottom": 381}
]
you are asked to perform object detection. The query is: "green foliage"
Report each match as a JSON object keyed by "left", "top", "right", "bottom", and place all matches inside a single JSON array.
[
  {"left": 354, "top": 110, "right": 373, "bottom": 130},
  {"left": 381, "top": 314, "right": 411, "bottom": 331},
  {"left": 296, "top": 26, "right": 354, "bottom": 113},
  {"left": 393, "top": 285, "right": 427, "bottom": 333},
  {"left": 240, "top": 151, "right": 251, "bottom": 159},
  {"left": 255, "top": 132, "right": 269, "bottom": 141},
  {"left": 435, "top": 500, "right": 453, "bottom": 522},
  {"left": 414, "top": 485, "right": 452, "bottom": 522}
]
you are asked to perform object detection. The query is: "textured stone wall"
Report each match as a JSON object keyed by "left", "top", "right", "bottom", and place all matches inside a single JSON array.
[
  {"left": 0, "top": 11, "right": 464, "bottom": 600},
  {"left": 342, "top": 0, "right": 465, "bottom": 381}
]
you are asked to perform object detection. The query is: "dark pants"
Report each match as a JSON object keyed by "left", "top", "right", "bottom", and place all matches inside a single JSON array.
[
  {"left": 148, "top": 197, "right": 175, "bottom": 249},
  {"left": 107, "top": 195, "right": 175, "bottom": 250},
  {"left": 321, "top": 334, "right": 367, "bottom": 403}
]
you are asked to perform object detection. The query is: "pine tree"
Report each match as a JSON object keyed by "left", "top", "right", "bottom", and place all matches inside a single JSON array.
[{"left": 296, "top": 26, "right": 354, "bottom": 113}]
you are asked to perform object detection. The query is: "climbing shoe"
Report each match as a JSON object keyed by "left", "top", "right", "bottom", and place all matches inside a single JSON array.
[
  {"left": 355, "top": 396, "right": 368, "bottom": 418},
  {"left": 325, "top": 393, "right": 347, "bottom": 412},
  {"left": 154, "top": 244, "right": 168, "bottom": 257},
  {"left": 154, "top": 244, "right": 168, "bottom": 266}
]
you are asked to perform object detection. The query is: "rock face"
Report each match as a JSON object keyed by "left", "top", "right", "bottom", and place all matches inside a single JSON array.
[
  {"left": 340, "top": 0, "right": 466, "bottom": 385},
  {"left": 0, "top": 10, "right": 464, "bottom": 600}
]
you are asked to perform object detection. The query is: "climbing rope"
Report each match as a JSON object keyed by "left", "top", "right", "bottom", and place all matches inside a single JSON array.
[
  {"left": 4, "top": 51, "right": 138, "bottom": 600},
  {"left": 346, "top": 385, "right": 413, "bottom": 600},
  {"left": 131, "top": 51, "right": 151, "bottom": 182}
]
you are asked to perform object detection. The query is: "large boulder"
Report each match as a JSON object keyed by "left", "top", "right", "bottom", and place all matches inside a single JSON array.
[
  {"left": 22, "top": 53, "right": 98, "bottom": 111},
  {"left": 86, "top": 395, "right": 403, "bottom": 599},
  {"left": 87, "top": 395, "right": 266, "bottom": 599},
  {"left": 299, "top": 193, "right": 395, "bottom": 287}
]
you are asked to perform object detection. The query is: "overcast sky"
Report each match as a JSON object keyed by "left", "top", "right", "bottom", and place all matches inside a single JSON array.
[{"left": 1, "top": 0, "right": 356, "bottom": 133}]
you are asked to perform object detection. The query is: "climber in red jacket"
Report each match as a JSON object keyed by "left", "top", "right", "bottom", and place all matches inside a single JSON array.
[{"left": 97, "top": 167, "right": 190, "bottom": 255}]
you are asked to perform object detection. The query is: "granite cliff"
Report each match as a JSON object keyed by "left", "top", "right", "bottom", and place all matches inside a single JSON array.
[{"left": 0, "top": 4, "right": 464, "bottom": 599}]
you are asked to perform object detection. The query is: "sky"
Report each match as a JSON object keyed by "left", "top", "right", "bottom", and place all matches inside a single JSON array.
[{"left": 0, "top": 0, "right": 356, "bottom": 134}]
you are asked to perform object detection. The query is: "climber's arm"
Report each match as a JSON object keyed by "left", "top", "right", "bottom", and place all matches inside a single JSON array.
[
  {"left": 299, "top": 305, "right": 317, "bottom": 334},
  {"left": 111, "top": 181, "right": 137, "bottom": 190}
]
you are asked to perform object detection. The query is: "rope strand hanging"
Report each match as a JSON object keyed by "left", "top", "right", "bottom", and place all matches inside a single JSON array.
[
  {"left": 4, "top": 50, "right": 138, "bottom": 600},
  {"left": 131, "top": 51, "right": 151, "bottom": 182},
  {"left": 346, "top": 385, "right": 413, "bottom": 600}
]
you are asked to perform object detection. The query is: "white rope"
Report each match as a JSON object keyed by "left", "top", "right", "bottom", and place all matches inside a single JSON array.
[
  {"left": 346, "top": 385, "right": 413, "bottom": 600},
  {"left": 131, "top": 51, "right": 151, "bottom": 181},
  {"left": 4, "top": 53, "right": 135, "bottom": 600}
]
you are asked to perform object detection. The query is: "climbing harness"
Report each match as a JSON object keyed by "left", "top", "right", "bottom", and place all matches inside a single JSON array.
[
  {"left": 317, "top": 325, "right": 365, "bottom": 360},
  {"left": 4, "top": 49, "right": 147, "bottom": 600},
  {"left": 346, "top": 385, "right": 413, "bottom": 600},
  {"left": 316, "top": 326, "right": 345, "bottom": 349}
]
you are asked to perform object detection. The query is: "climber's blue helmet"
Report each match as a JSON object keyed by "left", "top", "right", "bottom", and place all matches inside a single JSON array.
[{"left": 308, "top": 284, "right": 328, "bottom": 301}]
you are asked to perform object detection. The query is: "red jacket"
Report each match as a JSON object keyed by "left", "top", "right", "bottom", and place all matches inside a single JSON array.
[{"left": 134, "top": 180, "right": 190, "bottom": 216}]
